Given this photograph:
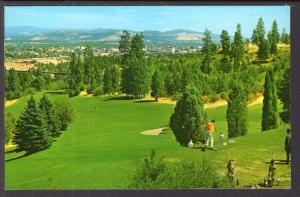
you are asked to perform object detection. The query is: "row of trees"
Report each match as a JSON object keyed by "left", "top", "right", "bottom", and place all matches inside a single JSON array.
[{"left": 6, "top": 95, "right": 75, "bottom": 154}]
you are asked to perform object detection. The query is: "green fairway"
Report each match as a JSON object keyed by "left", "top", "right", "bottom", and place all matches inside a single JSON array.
[{"left": 5, "top": 92, "right": 291, "bottom": 189}]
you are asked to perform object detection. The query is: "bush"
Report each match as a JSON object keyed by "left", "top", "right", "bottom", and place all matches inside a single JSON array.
[
  {"left": 53, "top": 97, "right": 75, "bottom": 131},
  {"left": 26, "top": 87, "right": 36, "bottom": 95},
  {"left": 93, "top": 87, "right": 103, "bottom": 96},
  {"left": 6, "top": 91, "right": 21, "bottom": 100},
  {"left": 220, "top": 92, "right": 229, "bottom": 100},
  {"left": 68, "top": 89, "right": 80, "bottom": 97},
  {"left": 87, "top": 86, "right": 94, "bottom": 94},
  {"left": 209, "top": 92, "right": 219, "bottom": 103},
  {"left": 171, "top": 92, "right": 181, "bottom": 101},
  {"left": 128, "top": 150, "right": 234, "bottom": 189},
  {"left": 5, "top": 112, "right": 16, "bottom": 144}
]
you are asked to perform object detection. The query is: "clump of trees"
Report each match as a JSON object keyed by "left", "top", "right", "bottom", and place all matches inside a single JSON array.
[
  {"left": 12, "top": 95, "right": 75, "bottom": 154},
  {"left": 170, "top": 86, "right": 207, "bottom": 146},
  {"left": 119, "top": 31, "right": 151, "bottom": 98},
  {"left": 278, "top": 67, "right": 290, "bottom": 123}
]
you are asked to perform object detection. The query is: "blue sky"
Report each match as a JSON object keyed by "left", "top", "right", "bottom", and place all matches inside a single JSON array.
[{"left": 5, "top": 6, "right": 290, "bottom": 37}]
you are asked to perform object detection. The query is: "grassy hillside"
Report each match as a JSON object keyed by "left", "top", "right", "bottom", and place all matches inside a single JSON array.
[{"left": 5, "top": 92, "right": 290, "bottom": 189}]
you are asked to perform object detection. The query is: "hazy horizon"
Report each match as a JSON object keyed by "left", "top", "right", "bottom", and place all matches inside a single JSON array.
[{"left": 5, "top": 6, "right": 290, "bottom": 38}]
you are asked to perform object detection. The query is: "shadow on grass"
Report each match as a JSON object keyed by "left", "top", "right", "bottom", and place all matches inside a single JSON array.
[
  {"left": 103, "top": 96, "right": 133, "bottom": 101},
  {"left": 5, "top": 149, "right": 16, "bottom": 154},
  {"left": 263, "top": 160, "right": 288, "bottom": 165},
  {"left": 45, "top": 90, "right": 68, "bottom": 95},
  {"left": 134, "top": 100, "right": 156, "bottom": 103},
  {"left": 5, "top": 153, "right": 28, "bottom": 163}
]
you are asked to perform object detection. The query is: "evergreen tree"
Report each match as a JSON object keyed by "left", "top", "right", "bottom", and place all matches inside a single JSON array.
[
  {"left": 281, "top": 28, "right": 290, "bottom": 44},
  {"left": 151, "top": 70, "right": 164, "bottom": 102},
  {"left": 13, "top": 96, "right": 53, "bottom": 154},
  {"left": 6, "top": 68, "right": 21, "bottom": 100},
  {"left": 39, "top": 95, "right": 61, "bottom": 138},
  {"left": 83, "top": 46, "right": 95, "bottom": 86},
  {"left": 201, "top": 29, "right": 216, "bottom": 74},
  {"left": 231, "top": 24, "right": 245, "bottom": 70},
  {"left": 262, "top": 69, "right": 280, "bottom": 131},
  {"left": 68, "top": 52, "right": 82, "bottom": 97},
  {"left": 268, "top": 20, "right": 280, "bottom": 54},
  {"left": 103, "top": 67, "right": 113, "bottom": 94},
  {"left": 226, "top": 79, "right": 248, "bottom": 138},
  {"left": 119, "top": 30, "right": 132, "bottom": 65},
  {"left": 120, "top": 33, "right": 150, "bottom": 98},
  {"left": 170, "top": 86, "right": 207, "bottom": 146},
  {"left": 251, "top": 29, "right": 258, "bottom": 45},
  {"left": 5, "top": 112, "right": 15, "bottom": 144},
  {"left": 278, "top": 67, "right": 290, "bottom": 123},
  {"left": 111, "top": 65, "right": 120, "bottom": 93},
  {"left": 220, "top": 30, "right": 232, "bottom": 73},
  {"left": 254, "top": 17, "right": 266, "bottom": 45},
  {"left": 257, "top": 39, "right": 270, "bottom": 61}
]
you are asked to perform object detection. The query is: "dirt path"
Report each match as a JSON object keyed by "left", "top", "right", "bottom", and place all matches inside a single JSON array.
[{"left": 5, "top": 99, "right": 18, "bottom": 107}]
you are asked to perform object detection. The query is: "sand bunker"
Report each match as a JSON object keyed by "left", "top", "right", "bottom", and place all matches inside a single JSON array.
[
  {"left": 5, "top": 99, "right": 18, "bottom": 107},
  {"left": 141, "top": 127, "right": 165, "bottom": 135},
  {"left": 79, "top": 90, "right": 93, "bottom": 97}
]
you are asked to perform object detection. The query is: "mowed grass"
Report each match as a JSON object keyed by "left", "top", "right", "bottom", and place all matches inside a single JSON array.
[{"left": 5, "top": 92, "right": 291, "bottom": 189}]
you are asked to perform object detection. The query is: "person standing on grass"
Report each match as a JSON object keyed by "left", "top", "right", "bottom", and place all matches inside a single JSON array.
[
  {"left": 285, "top": 128, "right": 291, "bottom": 164},
  {"left": 205, "top": 120, "right": 216, "bottom": 149}
]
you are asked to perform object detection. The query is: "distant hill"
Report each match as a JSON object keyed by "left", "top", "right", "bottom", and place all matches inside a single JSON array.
[{"left": 5, "top": 26, "right": 221, "bottom": 47}]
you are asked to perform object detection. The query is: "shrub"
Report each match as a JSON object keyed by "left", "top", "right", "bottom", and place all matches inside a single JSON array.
[
  {"left": 128, "top": 150, "right": 234, "bottom": 189},
  {"left": 53, "top": 97, "right": 75, "bottom": 131},
  {"left": 68, "top": 89, "right": 80, "bottom": 97},
  {"left": 5, "top": 112, "right": 16, "bottom": 144},
  {"left": 87, "top": 86, "right": 94, "bottom": 94},
  {"left": 93, "top": 87, "right": 103, "bottom": 96}
]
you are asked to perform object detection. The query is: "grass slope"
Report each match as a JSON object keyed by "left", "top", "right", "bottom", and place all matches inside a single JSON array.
[{"left": 5, "top": 92, "right": 291, "bottom": 189}]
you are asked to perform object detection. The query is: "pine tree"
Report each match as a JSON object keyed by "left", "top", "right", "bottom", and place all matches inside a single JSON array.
[
  {"left": 257, "top": 39, "right": 270, "bottom": 61},
  {"left": 201, "top": 29, "right": 216, "bottom": 74},
  {"left": 69, "top": 52, "right": 82, "bottom": 97},
  {"left": 268, "top": 20, "right": 280, "bottom": 55},
  {"left": 120, "top": 33, "right": 150, "bottom": 98},
  {"left": 251, "top": 29, "right": 258, "bottom": 45},
  {"left": 151, "top": 70, "right": 164, "bottom": 102},
  {"left": 13, "top": 96, "right": 53, "bottom": 154},
  {"left": 39, "top": 95, "right": 61, "bottom": 138},
  {"left": 83, "top": 46, "right": 95, "bottom": 86},
  {"left": 278, "top": 67, "right": 290, "bottom": 123},
  {"left": 255, "top": 17, "right": 266, "bottom": 45},
  {"left": 226, "top": 79, "right": 248, "bottom": 138},
  {"left": 6, "top": 68, "right": 21, "bottom": 100},
  {"left": 119, "top": 30, "right": 132, "bottom": 65},
  {"left": 111, "top": 65, "right": 120, "bottom": 93},
  {"left": 231, "top": 24, "right": 245, "bottom": 70},
  {"left": 281, "top": 28, "right": 290, "bottom": 44},
  {"left": 5, "top": 112, "right": 16, "bottom": 144},
  {"left": 262, "top": 69, "right": 280, "bottom": 131},
  {"left": 103, "top": 67, "right": 113, "bottom": 94},
  {"left": 170, "top": 86, "right": 207, "bottom": 146},
  {"left": 219, "top": 30, "right": 232, "bottom": 73}
]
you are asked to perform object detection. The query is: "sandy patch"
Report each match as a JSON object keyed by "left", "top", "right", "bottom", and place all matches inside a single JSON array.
[
  {"left": 247, "top": 96, "right": 263, "bottom": 107},
  {"left": 139, "top": 95, "right": 263, "bottom": 109},
  {"left": 79, "top": 90, "right": 93, "bottom": 97},
  {"left": 5, "top": 99, "right": 18, "bottom": 107},
  {"left": 5, "top": 143, "right": 16, "bottom": 149},
  {"left": 141, "top": 127, "right": 165, "bottom": 135},
  {"left": 204, "top": 100, "right": 227, "bottom": 109}
]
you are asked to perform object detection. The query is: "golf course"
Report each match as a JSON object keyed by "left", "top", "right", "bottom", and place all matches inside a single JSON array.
[{"left": 5, "top": 91, "right": 291, "bottom": 189}]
